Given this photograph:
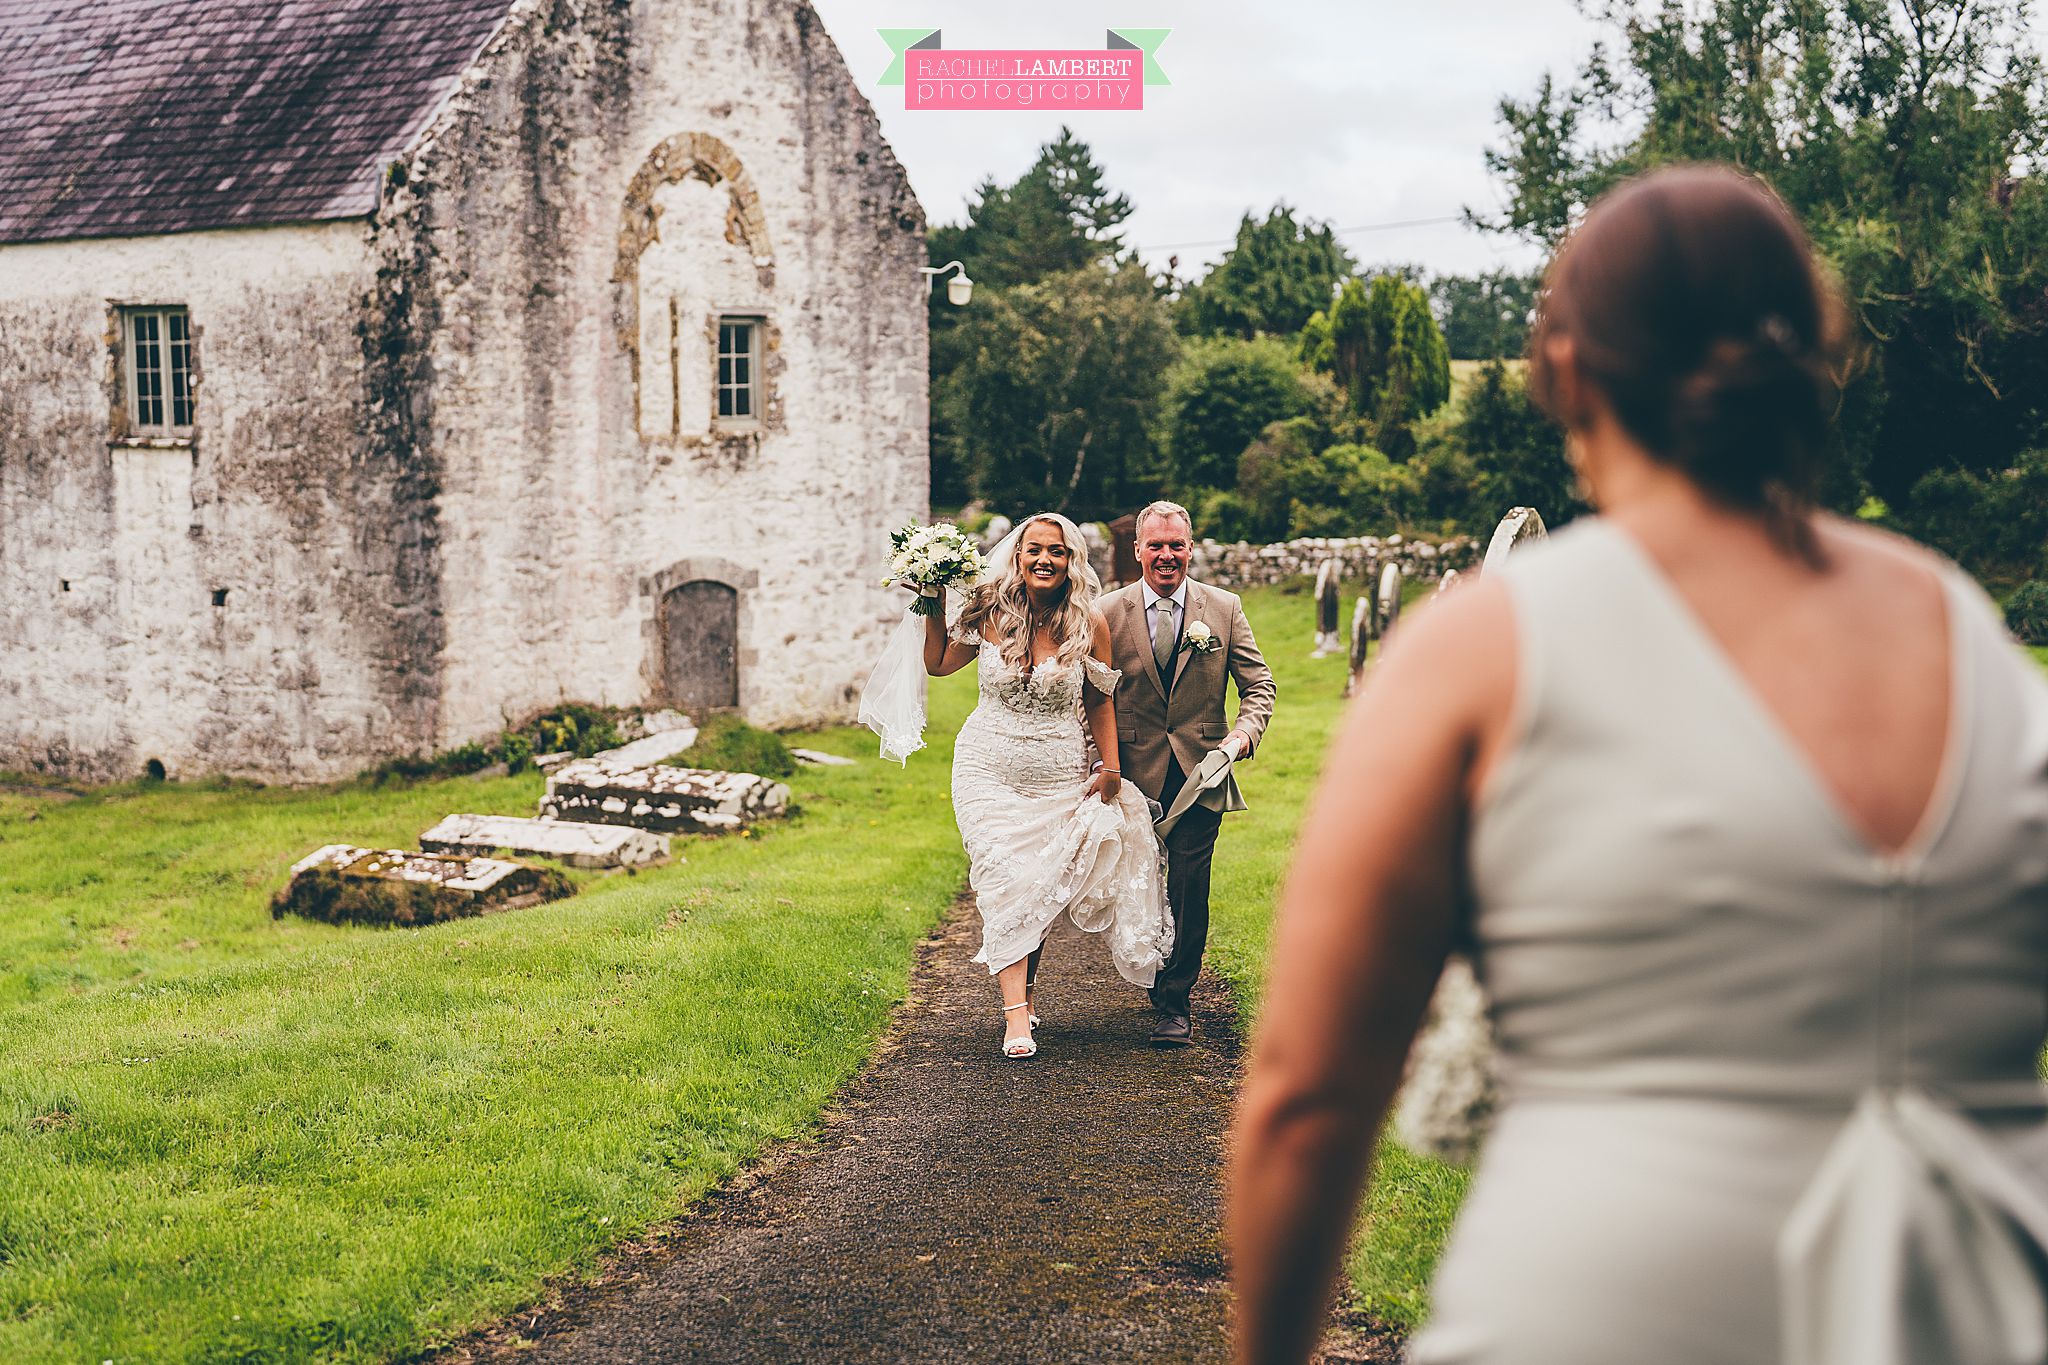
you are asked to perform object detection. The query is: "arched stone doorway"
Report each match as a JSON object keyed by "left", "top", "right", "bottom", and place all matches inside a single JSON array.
[
  {"left": 643, "top": 556, "right": 758, "bottom": 715},
  {"left": 658, "top": 580, "right": 739, "bottom": 712}
]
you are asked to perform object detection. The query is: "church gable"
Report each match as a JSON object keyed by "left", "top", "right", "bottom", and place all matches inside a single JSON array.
[{"left": 0, "top": 0, "right": 514, "bottom": 244}]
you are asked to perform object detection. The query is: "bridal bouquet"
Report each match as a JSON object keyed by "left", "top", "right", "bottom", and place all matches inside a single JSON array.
[{"left": 884, "top": 522, "right": 985, "bottom": 617}]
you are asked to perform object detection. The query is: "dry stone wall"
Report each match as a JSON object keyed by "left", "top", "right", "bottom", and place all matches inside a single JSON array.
[{"left": 1190, "top": 535, "right": 1483, "bottom": 591}]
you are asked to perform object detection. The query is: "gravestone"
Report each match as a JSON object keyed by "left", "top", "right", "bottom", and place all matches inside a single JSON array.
[
  {"left": 1343, "top": 595, "right": 1373, "bottom": 698},
  {"left": 1376, "top": 561, "right": 1404, "bottom": 639},
  {"left": 659, "top": 580, "right": 738, "bottom": 713},
  {"left": 272, "top": 845, "right": 574, "bottom": 926},
  {"left": 1483, "top": 506, "right": 1548, "bottom": 573},
  {"left": 1107, "top": 513, "right": 1139, "bottom": 587},
  {"left": 1396, "top": 505, "right": 1548, "bottom": 1165},
  {"left": 420, "top": 814, "right": 670, "bottom": 868},
  {"left": 543, "top": 761, "right": 790, "bottom": 835},
  {"left": 1437, "top": 567, "right": 1463, "bottom": 597},
  {"left": 1311, "top": 558, "right": 1342, "bottom": 657},
  {"left": 1080, "top": 520, "right": 1115, "bottom": 590}
]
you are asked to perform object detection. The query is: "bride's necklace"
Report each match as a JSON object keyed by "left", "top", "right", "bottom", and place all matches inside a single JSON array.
[{"left": 1023, "top": 602, "right": 1057, "bottom": 672}]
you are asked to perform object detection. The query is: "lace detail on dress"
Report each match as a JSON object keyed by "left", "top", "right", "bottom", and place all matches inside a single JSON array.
[
  {"left": 1081, "top": 655, "right": 1122, "bottom": 694},
  {"left": 949, "top": 636, "right": 1172, "bottom": 987}
]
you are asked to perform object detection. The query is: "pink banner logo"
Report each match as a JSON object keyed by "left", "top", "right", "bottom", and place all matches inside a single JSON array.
[
  {"left": 907, "top": 49, "right": 1142, "bottom": 110},
  {"left": 877, "top": 29, "right": 1169, "bottom": 111}
]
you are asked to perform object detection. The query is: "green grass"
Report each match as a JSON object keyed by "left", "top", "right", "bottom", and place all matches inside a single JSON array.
[
  {"left": 0, "top": 678, "right": 977, "bottom": 1363},
  {"left": 1202, "top": 580, "right": 1470, "bottom": 1331}
]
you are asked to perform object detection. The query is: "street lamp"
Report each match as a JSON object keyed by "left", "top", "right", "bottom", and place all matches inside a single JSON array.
[{"left": 919, "top": 260, "right": 974, "bottom": 305}]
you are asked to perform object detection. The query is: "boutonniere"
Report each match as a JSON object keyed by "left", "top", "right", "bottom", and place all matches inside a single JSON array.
[{"left": 1181, "top": 619, "right": 1221, "bottom": 655}]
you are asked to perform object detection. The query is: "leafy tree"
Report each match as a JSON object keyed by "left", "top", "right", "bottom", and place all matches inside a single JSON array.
[
  {"left": 1174, "top": 204, "right": 1357, "bottom": 339},
  {"left": 1234, "top": 419, "right": 1422, "bottom": 540},
  {"left": 1475, "top": 0, "right": 2048, "bottom": 507},
  {"left": 928, "top": 129, "right": 1142, "bottom": 503},
  {"left": 1893, "top": 448, "right": 2048, "bottom": 590},
  {"left": 926, "top": 125, "right": 1134, "bottom": 292},
  {"left": 1299, "top": 274, "right": 1453, "bottom": 454},
  {"left": 933, "top": 261, "right": 1178, "bottom": 520},
  {"left": 1158, "top": 336, "right": 1332, "bottom": 493},
  {"left": 1456, "top": 359, "right": 1588, "bottom": 527},
  {"left": 1432, "top": 270, "right": 1540, "bottom": 359}
]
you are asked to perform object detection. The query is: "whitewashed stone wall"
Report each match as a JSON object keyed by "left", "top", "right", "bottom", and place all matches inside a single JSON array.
[
  {"left": 389, "top": 0, "right": 926, "bottom": 747},
  {"left": 0, "top": 0, "right": 926, "bottom": 782},
  {"left": 0, "top": 224, "right": 416, "bottom": 782}
]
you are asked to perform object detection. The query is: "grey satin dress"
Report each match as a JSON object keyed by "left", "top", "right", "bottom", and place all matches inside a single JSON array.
[{"left": 1408, "top": 519, "right": 2048, "bottom": 1365}]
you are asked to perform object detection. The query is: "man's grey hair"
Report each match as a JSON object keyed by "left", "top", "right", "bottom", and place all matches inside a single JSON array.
[{"left": 1134, "top": 500, "right": 1193, "bottom": 539}]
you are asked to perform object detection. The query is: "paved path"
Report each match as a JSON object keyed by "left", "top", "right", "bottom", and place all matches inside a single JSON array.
[{"left": 454, "top": 897, "right": 1400, "bottom": 1364}]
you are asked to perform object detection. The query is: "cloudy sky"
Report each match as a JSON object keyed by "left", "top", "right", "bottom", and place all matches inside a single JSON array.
[
  {"left": 802, "top": 1, "right": 1613, "bottom": 282},
  {"left": 805, "top": 2, "right": 2047, "bottom": 285}
]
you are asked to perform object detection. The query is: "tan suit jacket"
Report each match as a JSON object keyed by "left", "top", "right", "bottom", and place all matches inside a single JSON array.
[{"left": 1100, "top": 579, "right": 1276, "bottom": 803}]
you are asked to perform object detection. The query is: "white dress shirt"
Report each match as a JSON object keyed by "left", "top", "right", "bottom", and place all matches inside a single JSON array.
[{"left": 1140, "top": 580, "right": 1188, "bottom": 651}]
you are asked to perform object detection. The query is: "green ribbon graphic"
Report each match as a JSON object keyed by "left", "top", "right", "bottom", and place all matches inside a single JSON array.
[
  {"left": 877, "top": 28, "right": 939, "bottom": 86},
  {"left": 1107, "top": 28, "right": 1171, "bottom": 86}
]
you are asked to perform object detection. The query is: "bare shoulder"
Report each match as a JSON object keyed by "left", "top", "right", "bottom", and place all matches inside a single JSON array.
[
  {"left": 1089, "top": 607, "right": 1112, "bottom": 646},
  {"left": 1378, "top": 576, "right": 1517, "bottom": 686},
  {"left": 1816, "top": 513, "right": 1952, "bottom": 582}
]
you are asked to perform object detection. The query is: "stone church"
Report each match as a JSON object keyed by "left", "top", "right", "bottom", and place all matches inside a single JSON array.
[{"left": 0, "top": 0, "right": 928, "bottom": 783}]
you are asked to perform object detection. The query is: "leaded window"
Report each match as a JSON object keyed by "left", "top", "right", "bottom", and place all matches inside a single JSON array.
[
  {"left": 124, "top": 306, "right": 194, "bottom": 436},
  {"left": 716, "top": 318, "right": 758, "bottom": 422}
]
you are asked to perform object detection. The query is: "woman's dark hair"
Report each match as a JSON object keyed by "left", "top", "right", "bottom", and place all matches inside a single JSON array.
[{"left": 1527, "top": 164, "right": 1852, "bottom": 555}]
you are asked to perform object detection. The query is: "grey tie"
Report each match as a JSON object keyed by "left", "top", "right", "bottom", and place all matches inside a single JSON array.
[{"left": 1152, "top": 597, "right": 1177, "bottom": 674}]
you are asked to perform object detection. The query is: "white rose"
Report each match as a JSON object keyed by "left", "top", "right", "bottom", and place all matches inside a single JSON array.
[{"left": 1186, "top": 621, "right": 1214, "bottom": 644}]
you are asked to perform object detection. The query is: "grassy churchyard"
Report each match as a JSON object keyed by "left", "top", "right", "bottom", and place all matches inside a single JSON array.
[{"left": 19, "top": 581, "right": 2031, "bottom": 1360}]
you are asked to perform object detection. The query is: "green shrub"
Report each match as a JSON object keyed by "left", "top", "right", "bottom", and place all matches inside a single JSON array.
[
  {"left": 677, "top": 714, "right": 796, "bottom": 778},
  {"left": 1897, "top": 451, "right": 2048, "bottom": 593},
  {"left": 2006, "top": 581, "right": 2048, "bottom": 645},
  {"left": 522, "top": 704, "right": 623, "bottom": 759}
]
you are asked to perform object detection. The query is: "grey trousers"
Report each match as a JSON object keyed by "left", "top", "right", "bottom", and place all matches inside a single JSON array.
[{"left": 1148, "top": 758, "right": 1223, "bottom": 1015}]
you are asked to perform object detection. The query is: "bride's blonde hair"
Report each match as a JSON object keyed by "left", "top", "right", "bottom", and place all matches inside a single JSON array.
[{"left": 957, "top": 512, "right": 1101, "bottom": 671}]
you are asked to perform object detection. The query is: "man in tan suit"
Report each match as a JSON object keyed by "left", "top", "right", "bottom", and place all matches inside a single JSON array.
[{"left": 1096, "top": 500, "right": 1276, "bottom": 1046}]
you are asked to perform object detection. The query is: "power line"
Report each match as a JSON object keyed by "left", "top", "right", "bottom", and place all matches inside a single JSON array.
[{"left": 1143, "top": 213, "right": 1467, "bottom": 253}]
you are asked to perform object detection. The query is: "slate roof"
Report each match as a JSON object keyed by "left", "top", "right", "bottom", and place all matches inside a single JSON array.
[{"left": 0, "top": 0, "right": 515, "bottom": 244}]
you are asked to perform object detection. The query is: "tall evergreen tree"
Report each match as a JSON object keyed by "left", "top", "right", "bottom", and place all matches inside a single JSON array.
[
  {"left": 1174, "top": 204, "right": 1357, "bottom": 339},
  {"left": 927, "top": 129, "right": 1142, "bottom": 505},
  {"left": 1300, "top": 274, "right": 1453, "bottom": 456},
  {"left": 1431, "top": 270, "right": 1540, "bottom": 359}
]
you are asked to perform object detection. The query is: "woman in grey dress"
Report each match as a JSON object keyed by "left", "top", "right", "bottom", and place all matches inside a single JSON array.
[{"left": 1228, "top": 165, "right": 2048, "bottom": 1365}]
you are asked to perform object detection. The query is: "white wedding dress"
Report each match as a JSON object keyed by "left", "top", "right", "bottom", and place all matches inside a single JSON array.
[{"left": 950, "top": 631, "right": 1174, "bottom": 985}]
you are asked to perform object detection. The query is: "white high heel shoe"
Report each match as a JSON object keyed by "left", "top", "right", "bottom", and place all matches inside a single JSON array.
[{"left": 1001, "top": 1000, "right": 1037, "bottom": 1058}]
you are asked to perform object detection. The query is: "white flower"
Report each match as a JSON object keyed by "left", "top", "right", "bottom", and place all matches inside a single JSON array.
[{"left": 1182, "top": 620, "right": 1220, "bottom": 654}]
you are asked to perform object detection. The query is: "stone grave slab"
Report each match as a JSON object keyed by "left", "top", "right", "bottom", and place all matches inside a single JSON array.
[
  {"left": 542, "top": 762, "right": 791, "bottom": 835},
  {"left": 790, "top": 748, "right": 856, "bottom": 767},
  {"left": 420, "top": 814, "right": 670, "bottom": 868},
  {"left": 578, "top": 726, "right": 701, "bottom": 775},
  {"left": 273, "top": 845, "right": 574, "bottom": 926}
]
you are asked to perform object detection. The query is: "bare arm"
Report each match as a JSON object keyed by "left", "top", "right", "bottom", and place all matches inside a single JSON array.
[
  {"left": 1227, "top": 581, "right": 1515, "bottom": 1365},
  {"left": 1081, "top": 611, "right": 1122, "bottom": 803},
  {"left": 922, "top": 595, "right": 980, "bottom": 676}
]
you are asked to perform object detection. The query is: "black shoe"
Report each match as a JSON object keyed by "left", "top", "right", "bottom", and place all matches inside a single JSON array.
[{"left": 1149, "top": 1011, "right": 1193, "bottom": 1048}]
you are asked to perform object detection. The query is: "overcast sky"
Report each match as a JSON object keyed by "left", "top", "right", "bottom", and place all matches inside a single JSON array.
[
  {"left": 802, "top": 1, "right": 1612, "bottom": 282},
  {"left": 804, "top": 1, "right": 2045, "bottom": 284}
]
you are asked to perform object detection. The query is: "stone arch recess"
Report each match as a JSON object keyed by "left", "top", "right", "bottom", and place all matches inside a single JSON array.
[{"left": 613, "top": 132, "right": 777, "bottom": 440}]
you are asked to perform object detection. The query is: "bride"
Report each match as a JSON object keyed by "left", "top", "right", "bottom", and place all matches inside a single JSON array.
[{"left": 918, "top": 512, "right": 1173, "bottom": 1059}]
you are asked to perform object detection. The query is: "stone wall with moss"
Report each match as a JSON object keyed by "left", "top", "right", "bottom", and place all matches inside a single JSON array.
[
  {"left": 0, "top": 0, "right": 928, "bottom": 782},
  {"left": 392, "top": 0, "right": 929, "bottom": 748}
]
